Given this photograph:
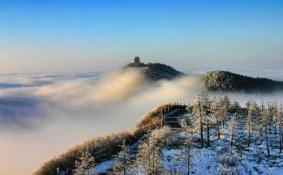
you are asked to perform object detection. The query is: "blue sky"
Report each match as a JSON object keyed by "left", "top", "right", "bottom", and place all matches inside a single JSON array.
[{"left": 0, "top": 0, "right": 282, "bottom": 73}]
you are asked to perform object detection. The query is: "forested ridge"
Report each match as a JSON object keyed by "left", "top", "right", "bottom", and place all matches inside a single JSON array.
[
  {"left": 203, "top": 70, "right": 283, "bottom": 92},
  {"left": 35, "top": 94, "right": 283, "bottom": 175}
]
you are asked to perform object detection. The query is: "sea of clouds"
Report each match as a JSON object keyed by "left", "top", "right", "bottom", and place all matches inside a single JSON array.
[{"left": 0, "top": 68, "right": 282, "bottom": 175}]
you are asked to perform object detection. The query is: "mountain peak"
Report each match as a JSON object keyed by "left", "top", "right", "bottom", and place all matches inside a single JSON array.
[{"left": 125, "top": 57, "right": 184, "bottom": 81}]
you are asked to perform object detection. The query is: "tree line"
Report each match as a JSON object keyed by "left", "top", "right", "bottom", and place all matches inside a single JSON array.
[{"left": 61, "top": 94, "right": 283, "bottom": 175}]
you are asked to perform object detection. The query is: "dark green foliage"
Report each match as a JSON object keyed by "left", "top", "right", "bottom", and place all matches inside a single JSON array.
[
  {"left": 202, "top": 70, "right": 283, "bottom": 92},
  {"left": 143, "top": 63, "right": 184, "bottom": 81}
]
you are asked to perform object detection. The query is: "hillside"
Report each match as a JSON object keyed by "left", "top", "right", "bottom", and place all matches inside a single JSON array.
[
  {"left": 34, "top": 103, "right": 187, "bottom": 175},
  {"left": 124, "top": 57, "right": 283, "bottom": 92},
  {"left": 202, "top": 70, "right": 283, "bottom": 92},
  {"left": 124, "top": 57, "right": 185, "bottom": 81},
  {"left": 35, "top": 95, "right": 283, "bottom": 175}
]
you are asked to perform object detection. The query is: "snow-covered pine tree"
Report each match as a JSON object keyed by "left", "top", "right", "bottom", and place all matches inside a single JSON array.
[
  {"left": 228, "top": 117, "right": 237, "bottom": 149},
  {"left": 183, "top": 136, "right": 192, "bottom": 175},
  {"left": 192, "top": 93, "right": 210, "bottom": 148},
  {"left": 279, "top": 104, "right": 283, "bottom": 154},
  {"left": 211, "top": 97, "right": 222, "bottom": 140},
  {"left": 246, "top": 99, "right": 256, "bottom": 147},
  {"left": 253, "top": 103, "right": 262, "bottom": 139},
  {"left": 137, "top": 128, "right": 166, "bottom": 175},
  {"left": 270, "top": 102, "right": 279, "bottom": 134},
  {"left": 219, "top": 95, "right": 230, "bottom": 127},
  {"left": 113, "top": 140, "right": 131, "bottom": 175},
  {"left": 203, "top": 112, "right": 216, "bottom": 147},
  {"left": 74, "top": 147, "right": 96, "bottom": 175},
  {"left": 179, "top": 117, "right": 193, "bottom": 175},
  {"left": 137, "top": 135, "right": 163, "bottom": 175},
  {"left": 231, "top": 101, "right": 241, "bottom": 120},
  {"left": 267, "top": 103, "right": 274, "bottom": 134},
  {"left": 261, "top": 104, "right": 271, "bottom": 157}
]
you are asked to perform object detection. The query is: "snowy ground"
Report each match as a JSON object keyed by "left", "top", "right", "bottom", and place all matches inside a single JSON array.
[
  {"left": 161, "top": 124, "right": 283, "bottom": 175},
  {"left": 86, "top": 123, "right": 283, "bottom": 175}
]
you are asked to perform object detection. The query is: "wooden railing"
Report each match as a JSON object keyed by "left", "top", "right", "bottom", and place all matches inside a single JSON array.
[{"left": 137, "top": 114, "right": 182, "bottom": 133}]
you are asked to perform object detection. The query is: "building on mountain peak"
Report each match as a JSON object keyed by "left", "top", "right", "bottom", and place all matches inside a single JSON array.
[{"left": 128, "top": 56, "right": 146, "bottom": 67}]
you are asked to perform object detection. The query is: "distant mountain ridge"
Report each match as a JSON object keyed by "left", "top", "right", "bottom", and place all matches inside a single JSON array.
[
  {"left": 203, "top": 70, "right": 283, "bottom": 92},
  {"left": 125, "top": 57, "right": 283, "bottom": 92}
]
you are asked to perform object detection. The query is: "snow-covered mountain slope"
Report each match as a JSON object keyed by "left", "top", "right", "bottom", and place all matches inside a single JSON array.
[{"left": 36, "top": 95, "right": 283, "bottom": 175}]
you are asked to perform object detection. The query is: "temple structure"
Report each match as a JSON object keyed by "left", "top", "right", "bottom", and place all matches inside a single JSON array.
[{"left": 128, "top": 56, "right": 146, "bottom": 67}]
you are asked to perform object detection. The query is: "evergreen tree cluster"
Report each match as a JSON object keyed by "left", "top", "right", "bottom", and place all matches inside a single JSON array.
[{"left": 203, "top": 70, "right": 283, "bottom": 92}]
